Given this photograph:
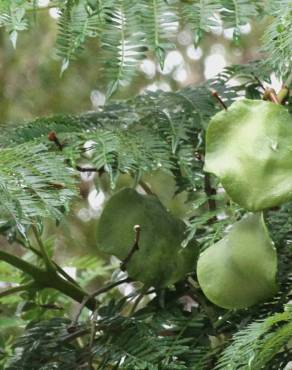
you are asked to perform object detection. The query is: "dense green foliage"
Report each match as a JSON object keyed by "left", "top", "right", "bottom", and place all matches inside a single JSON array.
[{"left": 0, "top": 1, "right": 292, "bottom": 369}]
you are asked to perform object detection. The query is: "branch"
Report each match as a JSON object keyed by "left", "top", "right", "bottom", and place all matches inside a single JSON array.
[
  {"left": 253, "top": 75, "right": 265, "bottom": 91},
  {"left": 129, "top": 291, "right": 145, "bottom": 315},
  {"left": 61, "top": 328, "right": 91, "bottom": 344},
  {"left": 139, "top": 180, "right": 155, "bottom": 195},
  {"left": 0, "top": 250, "right": 44, "bottom": 280},
  {"left": 211, "top": 90, "right": 227, "bottom": 110},
  {"left": 76, "top": 166, "right": 154, "bottom": 195},
  {"left": 0, "top": 250, "right": 97, "bottom": 310},
  {"left": 32, "top": 226, "right": 56, "bottom": 272},
  {"left": 26, "top": 240, "right": 82, "bottom": 288},
  {"left": 76, "top": 165, "right": 105, "bottom": 176},
  {"left": 48, "top": 273, "right": 97, "bottom": 311},
  {"left": 204, "top": 173, "right": 216, "bottom": 212},
  {"left": 129, "top": 286, "right": 153, "bottom": 316},
  {"left": 0, "top": 282, "right": 35, "bottom": 299},
  {"left": 72, "top": 277, "right": 131, "bottom": 325},
  {"left": 263, "top": 88, "right": 280, "bottom": 104}
]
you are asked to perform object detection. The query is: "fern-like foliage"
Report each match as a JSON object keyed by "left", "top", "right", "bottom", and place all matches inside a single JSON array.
[
  {"left": 181, "top": 0, "right": 221, "bottom": 46},
  {"left": 4, "top": 318, "right": 85, "bottom": 370},
  {"left": 101, "top": 0, "right": 145, "bottom": 97},
  {"left": 216, "top": 306, "right": 292, "bottom": 370},
  {"left": 262, "top": 0, "right": 292, "bottom": 78},
  {"left": 0, "top": 63, "right": 269, "bottom": 195},
  {"left": 0, "top": 144, "right": 77, "bottom": 230},
  {"left": 0, "top": 2, "right": 27, "bottom": 48},
  {"left": 0, "top": 112, "right": 102, "bottom": 147},
  {"left": 220, "top": 0, "right": 259, "bottom": 42},
  {"left": 5, "top": 295, "right": 208, "bottom": 369},
  {"left": 56, "top": 0, "right": 101, "bottom": 73},
  {"left": 140, "top": 0, "right": 178, "bottom": 68},
  {"left": 82, "top": 127, "right": 173, "bottom": 178},
  {"left": 1, "top": 0, "right": 290, "bottom": 93}
]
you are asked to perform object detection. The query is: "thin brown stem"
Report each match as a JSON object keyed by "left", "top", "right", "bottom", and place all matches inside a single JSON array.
[
  {"left": 48, "top": 131, "right": 63, "bottom": 150},
  {"left": 38, "top": 303, "right": 64, "bottom": 310},
  {"left": 76, "top": 165, "right": 105, "bottom": 176},
  {"left": 129, "top": 285, "right": 149, "bottom": 315},
  {"left": 211, "top": 90, "right": 227, "bottom": 110},
  {"left": 253, "top": 75, "right": 265, "bottom": 91},
  {"left": 61, "top": 328, "right": 91, "bottom": 343},
  {"left": 139, "top": 180, "right": 155, "bottom": 195},
  {"left": 76, "top": 166, "right": 154, "bottom": 195},
  {"left": 120, "top": 225, "right": 141, "bottom": 271},
  {"left": 204, "top": 173, "right": 216, "bottom": 212},
  {"left": 130, "top": 293, "right": 144, "bottom": 315},
  {"left": 263, "top": 88, "right": 280, "bottom": 104},
  {"left": 76, "top": 165, "right": 97, "bottom": 172},
  {"left": 72, "top": 277, "right": 131, "bottom": 325}
]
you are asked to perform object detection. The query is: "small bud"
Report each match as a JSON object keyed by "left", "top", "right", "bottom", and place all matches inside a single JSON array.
[
  {"left": 211, "top": 90, "right": 227, "bottom": 110},
  {"left": 48, "top": 131, "right": 57, "bottom": 142},
  {"left": 47, "top": 131, "right": 63, "bottom": 150}
]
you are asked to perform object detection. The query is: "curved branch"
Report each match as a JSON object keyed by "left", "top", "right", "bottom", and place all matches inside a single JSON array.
[
  {"left": 0, "top": 282, "right": 35, "bottom": 298},
  {"left": 72, "top": 277, "right": 131, "bottom": 324},
  {"left": 0, "top": 250, "right": 97, "bottom": 310},
  {"left": 32, "top": 226, "right": 56, "bottom": 272},
  {"left": 0, "top": 250, "right": 44, "bottom": 280}
]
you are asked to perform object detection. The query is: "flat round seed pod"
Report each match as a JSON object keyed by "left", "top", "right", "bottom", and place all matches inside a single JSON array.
[
  {"left": 197, "top": 213, "right": 278, "bottom": 309},
  {"left": 97, "top": 188, "right": 198, "bottom": 287},
  {"left": 204, "top": 99, "right": 292, "bottom": 211}
]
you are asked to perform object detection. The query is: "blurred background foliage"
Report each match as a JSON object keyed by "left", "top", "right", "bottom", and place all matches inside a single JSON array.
[{"left": 0, "top": 2, "right": 264, "bottom": 124}]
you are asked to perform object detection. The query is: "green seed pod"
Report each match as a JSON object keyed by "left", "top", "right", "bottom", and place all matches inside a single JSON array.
[
  {"left": 142, "top": 170, "right": 191, "bottom": 218},
  {"left": 197, "top": 213, "right": 278, "bottom": 309},
  {"left": 205, "top": 99, "right": 292, "bottom": 211},
  {"left": 97, "top": 188, "right": 198, "bottom": 287}
]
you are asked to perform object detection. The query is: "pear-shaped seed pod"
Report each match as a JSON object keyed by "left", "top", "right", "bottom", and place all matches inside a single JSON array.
[{"left": 197, "top": 213, "right": 277, "bottom": 309}]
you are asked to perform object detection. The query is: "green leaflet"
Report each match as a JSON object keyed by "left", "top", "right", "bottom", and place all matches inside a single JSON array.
[
  {"left": 96, "top": 188, "right": 198, "bottom": 287},
  {"left": 197, "top": 213, "right": 278, "bottom": 309},
  {"left": 204, "top": 99, "right": 292, "bottom": 211}
]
